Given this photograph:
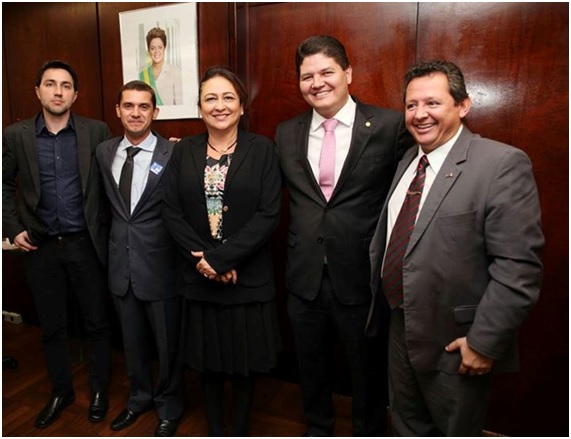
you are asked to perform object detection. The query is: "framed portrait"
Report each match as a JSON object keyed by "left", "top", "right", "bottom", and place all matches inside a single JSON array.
[{"left": 119, "top": 3, "right": 199, "bottom": 119}]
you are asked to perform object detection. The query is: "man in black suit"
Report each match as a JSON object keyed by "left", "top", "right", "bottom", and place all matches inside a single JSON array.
[
  {"left": 275, "top": 36, "right": 414, "bottom": 436},
  {"left": 2, "top": 60, "right": 112, "bottom": 428},
  {"left": 96, "top": 80, "right": 182, "bottom": 437}
]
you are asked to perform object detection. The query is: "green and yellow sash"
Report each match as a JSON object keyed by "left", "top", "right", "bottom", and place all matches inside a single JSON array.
[{"left": 139, "top": 65, "right": 163, "bottom": 106}]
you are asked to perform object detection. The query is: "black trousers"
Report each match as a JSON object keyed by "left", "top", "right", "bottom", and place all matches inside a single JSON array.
[
  {"left": 288, "top": 266, "right": 388, "bottom": 437},
  {"left": 25, "top": 231, "right": 111, "bottom": 394},
  {"left": 114, "top": 288, "right": 184, "bottom": 420}
]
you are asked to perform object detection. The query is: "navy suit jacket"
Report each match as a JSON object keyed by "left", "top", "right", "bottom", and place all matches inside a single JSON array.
[
  {"left": 96, "top": 133, "right": 176, "bottom": 301},
  {"left": 275, "top": 97, "right": 414, "bottom": 305}
]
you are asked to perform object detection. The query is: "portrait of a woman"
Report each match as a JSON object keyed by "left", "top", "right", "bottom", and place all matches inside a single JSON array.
[{"left": 139, "top": 27, "right": 183, "bottom": 106}]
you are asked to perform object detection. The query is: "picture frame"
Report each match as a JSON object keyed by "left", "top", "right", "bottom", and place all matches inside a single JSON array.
[{"left": 119, "top": 3, "right": 199, "bottom": 119}]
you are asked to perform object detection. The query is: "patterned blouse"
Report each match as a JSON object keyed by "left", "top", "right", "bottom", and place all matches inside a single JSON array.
[{"left": 204, "top": 154, "right": 232, "bottom": 240}]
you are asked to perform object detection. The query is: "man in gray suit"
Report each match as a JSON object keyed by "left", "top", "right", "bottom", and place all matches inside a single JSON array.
[
  {"left": 275, "top": 35, "right": 414, "bottom": 436},
  {"left": 3, "top": 59, "right": 112, "bottom": 428},
  {"left": 367, "top": 60, "right": 544, "bottom": 436},
  {"left": 96, "top": 81, "right": 182, "bottom": 437}
]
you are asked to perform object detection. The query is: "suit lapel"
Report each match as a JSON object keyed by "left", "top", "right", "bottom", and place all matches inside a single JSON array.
[
  {"left": 21, "top": 119, "right": 42, "bottom": 198},
  {"left": 132, "top": 136, "right": 171, "bottom": 217},
  {"left": 389, "top": 147, "right": 418, "bottom": 206},
  {"left": 406, "top": 128, "right": 471, "bottom": 256},
  {"left": 295, "top": 112, "right": 325, "bottom": 203},
  {"left": 190, "top": 133, "right": 207, "bottom": 189},
  {"left": 332, "top": 103, "right": 373, "bottom": 198},
  {"left": 101, "top": 138, "right": 131, "bottom": 220},
  {"left": 74, "top": 115, "right": 91, "bottom": 194},
  {"left": 224, "top": 131, "right": 250, "bottom": 189}
]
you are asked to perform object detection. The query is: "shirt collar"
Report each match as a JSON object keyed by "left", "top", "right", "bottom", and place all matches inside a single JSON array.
[
  {"left": 310, "top": 96, "right": 357, "bottom": 132},
  {"left": 35, "top": 112, "right": 75, "bottom": 135},
  {"left": 120, "top": 131, "right": 157, "bottom": 153},
  {"left": 417, "top": 124, "right": 464, "bottom": 175}
]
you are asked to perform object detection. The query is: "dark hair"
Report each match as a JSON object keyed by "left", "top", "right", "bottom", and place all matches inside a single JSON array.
[
  {"left": 117, "top": 80, "right": 157, "bottom": 108},
  {"left": 403, "top": 60, "right": 469, "bottom": 105},
  {"left": 295, "top": 35, "right": 350, "bottom": 77},
  {"left": 198, "top": 67, "right": 248, "bottom": 107},
  {"left": 35, "top": 60, "right": 79, "bottom": 91},
  {"left": 146, "top": 27, "right": 167, "bottom": 49}
]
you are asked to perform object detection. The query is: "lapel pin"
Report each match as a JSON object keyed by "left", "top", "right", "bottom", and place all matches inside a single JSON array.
[
  {"left": 445, "top": 173, "right": 454, "bottom": 178},
  {"left": 365, "top": 121, "right": 371, "bottom": 127}
]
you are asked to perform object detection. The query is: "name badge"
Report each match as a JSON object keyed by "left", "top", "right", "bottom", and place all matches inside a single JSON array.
[{"left": 150, "top": 162, "right": 164, "bottom": 175}]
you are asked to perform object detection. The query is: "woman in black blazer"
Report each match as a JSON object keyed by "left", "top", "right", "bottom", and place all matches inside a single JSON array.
[{"left": 162, "top": 67, "right": 281, "bottom": 436}]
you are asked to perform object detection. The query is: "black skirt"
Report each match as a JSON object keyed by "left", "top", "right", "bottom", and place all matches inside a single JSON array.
[{"left": 181, "top": 298, "right": 281, "bottom": 376}]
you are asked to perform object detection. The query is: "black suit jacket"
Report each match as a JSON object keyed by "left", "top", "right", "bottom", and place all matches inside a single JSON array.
[
  {"left": 96, "top": 133, "right": 176, "bottom": 301},
  {"left": 162, "top": 129, "right": 281, "bottom": 305},
  {"left": 2, "top": 113, "right": 112, "bottom": 265},
  {"left": 275, "top": 97, "right": 414, "bottom": 305}
]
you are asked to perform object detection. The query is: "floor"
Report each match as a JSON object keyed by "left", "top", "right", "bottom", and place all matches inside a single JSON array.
[{"left": 2, "top": 321, "right": 354, "bottom": 437}]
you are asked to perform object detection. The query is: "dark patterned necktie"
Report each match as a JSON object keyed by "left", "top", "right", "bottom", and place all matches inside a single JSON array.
[
  {"left": 382, "top": 155, "right": 429, "bottom": 308},
  {"left": 119, "top": 146, "right": 142, "bottom": 213}
]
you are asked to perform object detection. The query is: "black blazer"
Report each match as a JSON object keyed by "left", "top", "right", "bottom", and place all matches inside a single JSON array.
[
  {"left": 275, "top": 97, "right": 414, "bottom": 305},
  {"left": 162, "top": 129, "right": 281, "bottom": 305},
  {"left": 2, "top": 113, "right": 112, "bottom": 265},
  {"left": 96, "top": 133, "right": 177, "bottom": 301}
]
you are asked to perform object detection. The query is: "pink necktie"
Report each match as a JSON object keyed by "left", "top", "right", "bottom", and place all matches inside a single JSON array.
[{"left": 319, "top": 119, "right": 339, "bottom": 201}]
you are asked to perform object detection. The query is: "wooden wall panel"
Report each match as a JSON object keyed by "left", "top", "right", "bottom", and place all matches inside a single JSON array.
[
  {"left": 243, "top": 0, "right": 418, "bottom": 393},
  {"left": 246, "top": 2, "right": 417, "bottom": 138},
  {"left": 2, "top": 2, "right": 104, "bottom": 326},
  {"left": 415, "top": 3, "right": 568, "bottom": 436},
  {"left": 242, "top": 2, "right": 568, "bottom": 437},
  {"left": 2, "top": 2, "right": 568, "bottom": 436},
  {"left": 2, "top": 2, "right": 104, "bottom": 122},
  {"left": 97, "top": 2, "right": 231, "bottom": 139},
  {"left": 1, "top": 1, "right": 232, "bottom": 324},
  {"left": 2, "top": 43, "right": 12, "bottom": 130}
]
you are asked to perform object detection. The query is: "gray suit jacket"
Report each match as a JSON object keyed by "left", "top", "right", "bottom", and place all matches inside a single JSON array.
[
  {"left": 96, "top": 133, "right": 176, "bottom": 301},
  {"left": 2, "top": 113, "right": 112, "bottom": 265},
  {"left": 366, "top": 127, "right": 544, "bottom": 374},
  {"left": 276, "top": 97, "right": 414, "bottom": 305}
]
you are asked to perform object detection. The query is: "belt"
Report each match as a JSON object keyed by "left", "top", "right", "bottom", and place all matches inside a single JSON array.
[{"left": 47, "top": 230, "right": 89, "bottom": 242}]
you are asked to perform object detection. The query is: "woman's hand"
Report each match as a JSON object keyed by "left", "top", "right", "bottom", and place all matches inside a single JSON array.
[
  {"left": 191, "top": 251, "right": 217, "bottom": 279},
  {"left": 218, "top": 269, "right": 238, "bottom": 285},
  {"left": 191, "top": 251, "right": 237, "bottom": 284}
]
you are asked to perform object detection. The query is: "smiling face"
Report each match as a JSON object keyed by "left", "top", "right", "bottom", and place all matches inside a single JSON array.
[
  {"left": 404, "top": 72, "right": 471, "bottom": 153},
  {"left": 35, "top": 68, "right": 78, "bottom": 117},
  {"left": 148, "top": 37, "right": 165, "bottom": 65},
  {"left": 116, "top": 89, "right": 159, "bottom": 144},
  {"left": 299, "top": 53, "right": 352, "bottom": 119},
  {"left": 198, "top": 75, "right": 243, "bottom": 133}
]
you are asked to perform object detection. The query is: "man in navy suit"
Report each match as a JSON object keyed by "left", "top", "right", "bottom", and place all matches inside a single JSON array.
[
  {"left": 3, "top": 60, "right": 112, "bottom": 428},
  {"left": 96, "top": 81, "right": 182, "bottom": 437},
  {"left": 275, "top": 35, "right": 414, "bottom": 436},
  {"left": 367, "top": 60, "right": 544, "bottom": 436}
]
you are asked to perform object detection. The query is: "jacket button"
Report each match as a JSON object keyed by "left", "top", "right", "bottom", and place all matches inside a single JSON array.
[{"left": 317, "top": 237, "right": 323, "bottom": 244}]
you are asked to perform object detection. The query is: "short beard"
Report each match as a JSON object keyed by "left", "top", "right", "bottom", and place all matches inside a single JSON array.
[{"left": 44, "top": 105, "right": 71, "bottom": 117}]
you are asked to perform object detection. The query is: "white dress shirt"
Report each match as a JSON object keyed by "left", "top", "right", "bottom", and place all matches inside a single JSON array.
[
  {"left": 112, "top": 132, "right": 157, "bottom": 214},
  {"left": 385, "top": 125, "right": 464, "bottom": 250}
]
